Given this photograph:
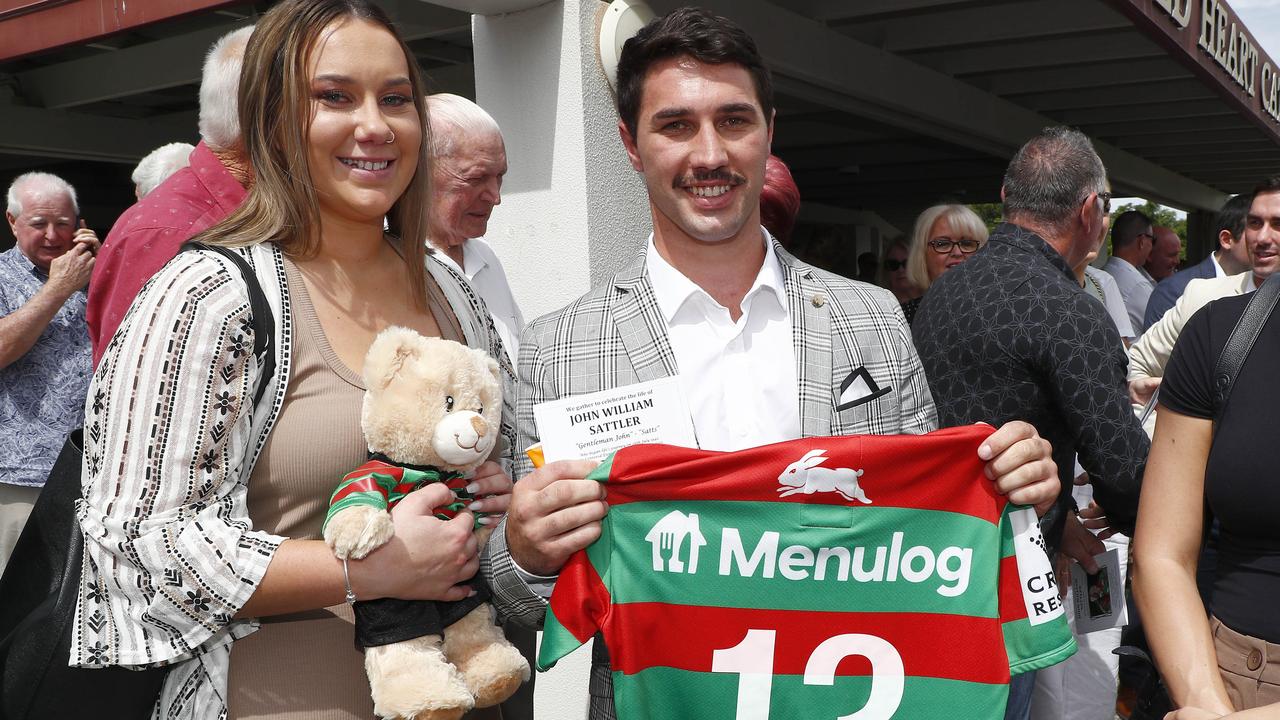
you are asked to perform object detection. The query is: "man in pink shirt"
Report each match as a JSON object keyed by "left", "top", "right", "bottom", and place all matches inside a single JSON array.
[{"left": 87, "top": 26, "right": 254, "bottom": 365}]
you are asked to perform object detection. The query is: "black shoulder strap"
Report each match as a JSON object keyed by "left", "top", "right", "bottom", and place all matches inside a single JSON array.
[
  {"left": 181, "top": 243, "right": 276, "bottom": 408},
  {"left": 1212, "top": 274, "right": 1280, "bottom": 421}
]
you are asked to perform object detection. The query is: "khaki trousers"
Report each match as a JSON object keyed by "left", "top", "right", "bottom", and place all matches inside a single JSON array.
[{"left": 1213, "top": 615, "right": 1280, "bottom": 710}]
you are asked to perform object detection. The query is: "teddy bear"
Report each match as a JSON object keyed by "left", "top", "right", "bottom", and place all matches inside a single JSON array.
[{"left": 322, "top": 326, "right": 529, "bottom": 720}]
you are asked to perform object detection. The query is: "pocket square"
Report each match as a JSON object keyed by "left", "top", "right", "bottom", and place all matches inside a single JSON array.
[{"left": 837, "top": 366, "right": 891, "bottom": 410}]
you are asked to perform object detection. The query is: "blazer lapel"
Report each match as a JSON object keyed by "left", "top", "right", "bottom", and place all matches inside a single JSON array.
[
  {"left": 610, "top": 255, "right": 680, "bottom": 383},
  {"left": 778, "top": 244, "right": 834, "bottom": 438}
]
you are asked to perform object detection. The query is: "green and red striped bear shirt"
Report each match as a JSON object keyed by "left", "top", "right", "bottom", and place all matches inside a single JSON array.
[
  {"left": 538, "top": 425, "right": 1075, "bottom": 719},
  {"left": 323, "top": 459, "right": 476, "bottom": 533}
]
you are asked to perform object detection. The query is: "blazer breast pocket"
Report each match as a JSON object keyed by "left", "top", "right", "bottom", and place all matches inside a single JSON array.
[{"left": 836, "top": 366, "right": 892, "bottom": 412}]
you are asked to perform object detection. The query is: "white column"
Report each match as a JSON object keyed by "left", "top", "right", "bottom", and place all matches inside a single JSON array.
[
  {"left": 472, "top": 3, "right": 650, "bottom": 719},
  {"left": 474, "top": 0, "right": 650, "bottom": 324}
]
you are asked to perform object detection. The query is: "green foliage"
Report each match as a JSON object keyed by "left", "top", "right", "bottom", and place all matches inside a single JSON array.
[
  {"left": 968, "top": 203, "right": 1003, "bottom": 233},
  {"left": 968, "top": 200, "right": 1189, "bottom": 259}
]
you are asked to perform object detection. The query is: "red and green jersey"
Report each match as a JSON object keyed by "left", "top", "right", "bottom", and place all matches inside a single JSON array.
[
  {"left": 538, "top": 425, "right": 1075, "bottom": 719},
  {"left": 323, "top": 459, "right": 476, "bottom": 534}
]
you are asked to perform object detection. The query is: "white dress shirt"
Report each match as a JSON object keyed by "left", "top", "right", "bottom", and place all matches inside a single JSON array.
[
  {"left": 1212, "top": 253, "right": 1228, "bottom": 278},
  {"left": 645, "top": 230, "right": 801, "bottom": 452},
  {"left": 432, "top": 237, "right": 525, "bottom": 365},
  {"left": 1083, "top": 265, "right": 1135, "bottom": 342},
  {"left": 1102, "top": 256, "right": 1155, "bottom": 336}
]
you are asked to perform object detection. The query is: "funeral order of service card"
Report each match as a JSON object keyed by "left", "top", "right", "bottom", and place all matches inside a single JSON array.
[{"left": 532, "top": 377, "right": 698, "bottom": 463}]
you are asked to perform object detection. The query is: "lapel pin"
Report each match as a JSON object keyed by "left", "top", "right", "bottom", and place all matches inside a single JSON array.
[{"left": 811, "top": 294, "right": 826, "bottom": 308}]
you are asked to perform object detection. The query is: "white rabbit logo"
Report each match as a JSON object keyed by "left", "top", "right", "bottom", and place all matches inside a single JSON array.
[{"left": 777, "top": 449, "right": 872, "bottom": 504}]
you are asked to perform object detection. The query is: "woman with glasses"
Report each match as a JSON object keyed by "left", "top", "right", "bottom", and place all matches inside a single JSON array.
[{"left": 901, "top": 204, "right": 989, "bottom": 323}]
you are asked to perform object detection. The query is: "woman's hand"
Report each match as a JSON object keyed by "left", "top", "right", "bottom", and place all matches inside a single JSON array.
[
  {"left": 466, "top": 460, "right": 514, "bottom": 522},
  {"left": 349, "top": 483, "right": 481, "bottom": 603}
]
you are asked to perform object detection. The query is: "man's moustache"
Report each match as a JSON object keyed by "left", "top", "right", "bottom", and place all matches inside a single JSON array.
[{"left": 672, "top": 170, "right": 746, "bottom": 188}]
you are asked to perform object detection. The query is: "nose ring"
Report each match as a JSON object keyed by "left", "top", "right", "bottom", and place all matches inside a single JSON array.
[{"left": 385, "top": 130, "right": 395, "bottom": 144}]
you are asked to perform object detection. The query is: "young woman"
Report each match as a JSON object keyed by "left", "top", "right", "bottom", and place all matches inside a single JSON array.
[{"left": 72, "top": 2, "right": 514, "bottom": 718}]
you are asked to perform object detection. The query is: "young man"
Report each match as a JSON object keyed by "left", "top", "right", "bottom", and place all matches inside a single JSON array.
[{"left": 480, "top": 8, "right": 1060, "bottom": 718}]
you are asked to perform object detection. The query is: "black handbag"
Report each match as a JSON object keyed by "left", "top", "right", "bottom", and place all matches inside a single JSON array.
[{"left": 0, "top": 243, "right": 275, "bottom": 720}]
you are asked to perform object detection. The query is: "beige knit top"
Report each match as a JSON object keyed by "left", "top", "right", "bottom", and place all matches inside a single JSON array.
[{"left": 227, "top": 257, "right": 474, "bottom": 719}]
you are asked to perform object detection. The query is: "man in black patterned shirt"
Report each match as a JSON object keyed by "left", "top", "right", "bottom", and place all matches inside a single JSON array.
[{"left": 912, "top": 127, "right": 1148, "bottom": 718}]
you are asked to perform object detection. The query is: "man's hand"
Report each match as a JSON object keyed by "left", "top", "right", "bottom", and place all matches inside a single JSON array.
[
  {"left": 1077, "top": 500, "right": 1115, "bottom": 540},
  {"left": 1060, "top": 513, "right": 1104, "bottom": 575},
  {"left": 978, "top": 420, "right": 1058, "bottom": 514},
  {"left": 46, "top": 235, "right": 95, "bottom": 295},
  {"left": 72, "top": 219, "right": 100, "bottom": 253},
  {"left": 506, "top": 459, "right": 606, "bottom": 576},
  {"left": 1130, "top": 376, "right": 1162, "bottom": 407},
  {"left": 1055, "top": 512, "right": 1106, "bottom": 598}
]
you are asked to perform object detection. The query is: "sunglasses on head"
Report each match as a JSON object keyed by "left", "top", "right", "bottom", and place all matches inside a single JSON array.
[{"left": 883, "top": 259, "right": 907, "bottom": 271}]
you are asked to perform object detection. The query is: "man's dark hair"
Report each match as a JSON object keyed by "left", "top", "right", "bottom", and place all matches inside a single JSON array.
[
  {"left": 615, "top": 7, "right": 774, "bottom": 140},
  {"left": 1253, "top": 175, "right": 1280, "bottom": 196},
  {"left": 1002, "top": 126, "right": 1106, "bottom": 234},
  {"left": 1110, "top": 210, "right": 1152, "bottom": 250},
  {"left": 1216, "top": 193, "right": 1252, "bottom": 241}
]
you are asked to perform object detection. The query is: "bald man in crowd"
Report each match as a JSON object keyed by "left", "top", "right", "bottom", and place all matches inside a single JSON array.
[{"left": 1143, "top": 226, "right": 1181, "bottom": 285}]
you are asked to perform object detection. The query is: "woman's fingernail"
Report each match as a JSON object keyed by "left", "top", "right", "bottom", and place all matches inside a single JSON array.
[
  {"left": 478, "top": 515, "right": 496, "bottom": 526},
  {"left": 467, "top": 588, "right": 478, "bottom": 597},
  {"left": 468, "top": 499, "right": 485, "bottom": 512},
  {"left": 465, "top": 482, "right": 481, "bottom": 495}
]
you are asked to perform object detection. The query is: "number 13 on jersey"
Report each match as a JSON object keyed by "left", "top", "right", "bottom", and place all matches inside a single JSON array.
[{"left": 711, "top": 629, "right": 905, "bottom": 720}]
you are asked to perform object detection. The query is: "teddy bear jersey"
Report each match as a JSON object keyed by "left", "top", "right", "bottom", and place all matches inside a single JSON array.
[
  {"left": 323, "top": 458, "right": 477, "bottom": 532},
  {"left": 536, "top": 425, "right": 1075, "bottom": 720}
]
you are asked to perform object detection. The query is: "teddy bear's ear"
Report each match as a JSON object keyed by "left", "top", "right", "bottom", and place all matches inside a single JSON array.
[{"left": 363, "top": 326, "right": 425, "bottom": 391}]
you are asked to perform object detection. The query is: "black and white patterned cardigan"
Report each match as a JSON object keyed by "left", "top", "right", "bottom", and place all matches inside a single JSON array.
[{"left": 71, "top": 241, "right": 515, "bottom": 720}]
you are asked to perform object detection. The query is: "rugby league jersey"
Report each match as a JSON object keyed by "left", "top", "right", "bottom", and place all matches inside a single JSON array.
[{"left": 537, "top": 425, "right": 1075, "bottom": 719}]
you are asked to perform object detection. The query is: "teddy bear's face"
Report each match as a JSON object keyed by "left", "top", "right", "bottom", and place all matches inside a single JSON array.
[{"left": 361, "top": 329, "right": 503, "bottom": 471}]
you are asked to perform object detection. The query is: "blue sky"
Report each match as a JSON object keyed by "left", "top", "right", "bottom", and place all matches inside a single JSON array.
[{"left": 1232, "top": 0, "right": 1280, "bottom": 61}]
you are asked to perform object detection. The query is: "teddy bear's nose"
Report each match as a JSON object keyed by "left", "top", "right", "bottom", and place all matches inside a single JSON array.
[{"left": 471, "top": 415, "right": 488, "bottom": 435}]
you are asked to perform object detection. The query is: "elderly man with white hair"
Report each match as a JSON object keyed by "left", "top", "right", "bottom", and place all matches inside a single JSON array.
[
  {"left": 87, "top": 25, "right": 253, "bottom": 366},
  {"left": 0, "top": 171, "right": 99, "bottom": 573},
  {"left": 425, "top": 92, "right": 536, "bottom": 720},
  {"left": 131, "top": 141, "right": 194, "bottom": 199},
  {"left": 426, "top": 93, "right": 524, "bottom": 365}
]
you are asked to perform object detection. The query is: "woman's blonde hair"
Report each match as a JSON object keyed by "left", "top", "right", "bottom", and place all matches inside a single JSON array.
[
  {"left": 195, "top": 0, "right": 432, "bottom": 306},
  {"left": 906, "top": 203, "right": 989, "bottom": 290}
]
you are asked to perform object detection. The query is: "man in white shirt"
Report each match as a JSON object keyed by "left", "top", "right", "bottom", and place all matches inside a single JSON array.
[
  {"left": 480, "top": 9, "right": 1063, "bottom": 720},
  {"left": 1102, "top": 210, "right": 1156, "bottom": 333},
  {"left": 425, "top": 93, "right": 524, "bottom": 364}
]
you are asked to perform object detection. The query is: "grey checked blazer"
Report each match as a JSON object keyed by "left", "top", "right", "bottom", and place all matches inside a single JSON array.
[{"left": 480, "top": 239, "right": 937, "bottom": 719}]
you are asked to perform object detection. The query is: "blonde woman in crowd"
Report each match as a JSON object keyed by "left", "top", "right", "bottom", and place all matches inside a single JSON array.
[
  {"left": 71, "top": 1, "right": 514, "bottom": 718},
  {"left": 900, "top": 203, "right": 989, "bottom": 322}
]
